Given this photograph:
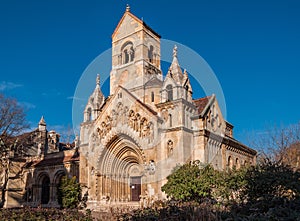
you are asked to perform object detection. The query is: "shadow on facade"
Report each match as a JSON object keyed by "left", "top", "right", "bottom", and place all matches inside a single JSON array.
[{"left": 22, "top": 149, "right": 79, "bottom": 208}]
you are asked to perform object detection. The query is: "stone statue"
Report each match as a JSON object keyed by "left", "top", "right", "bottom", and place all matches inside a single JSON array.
[
  {"left": 97, "top": 127, "right": 103, "bottom": 139},
  {"left": 141, "top": 118, "right": 148, "bottom": 138},
  {"left": 111, "top": 109, "right": 118, "bottom": 127},
  {"left": 167, "top": 140, "right": 173, "bottom": 156},
  {"left": 148, "top": 122, "right": 154, "bottom": 143},
  {"left": 101, "top": 122, "right": 107, "bottom": 136},
  {"left": 106, "top": 116, "right": 112, "bottom": 131},
  {"left": 129, "top": 110, "right": 135, "bottom": 129},
  {"left": 122, "top": 106, "right": 129, "bottom": 124},
  {"left": 135, "top": 113, "right": 141, "bottom": 132}
]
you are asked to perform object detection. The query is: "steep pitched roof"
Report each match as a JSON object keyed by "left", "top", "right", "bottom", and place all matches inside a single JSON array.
[
  {"left": 112, "top": 6, "right": 160, "bottom": 39},
  {"left": 165, "top": 45, "right": 184, "bottom": 85},
  {"left": 86, "top": 74, "right": 105, "bottom": 111},
  {"left": 120, "top": 86, "right": 158, "bottom": 116},
  {"left": 144, "top": 76, "right": 163, "bottom": 88},
  {"left": 193, "top": 96, "right": 212, "bottom": 114},
  {"left": 39, "top": 116, "right": 46, "bottom": 126},
  {"left": 31, "top": 150, "right": 79, "bottom": 167}
]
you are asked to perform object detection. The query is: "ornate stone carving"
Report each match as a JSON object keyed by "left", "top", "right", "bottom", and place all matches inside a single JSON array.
[
  {"left": 145, "top": 63, "right": 161, "bottom": 76},
  {"left": 129, "top": 110, "right": 136, "bottom": 129},
  {"left": 147, "top": 122, "right": 154, "bottom": 143},
  {"left": 140, "top": 118, "right": 148, "bottom": 137},
  {"left": 135, "top": 113, "right": 141, "bottom": 131},
  {"left": 167, "top": 140, "right": 173, "bottom": 156},
  {"left": 95, "top": 103, "right": 154, "bottom": 142},
  {"left": 111, "top": 109, "right": 118, "bottom": 127},
  {"left": 161, "top": 108, "right": 169, "bottom": 122},
  {"left": 206, "top": 105, "right": 222, "bottom": 132},
  {"left": 122, "top": 106, "right": 129, "bottom": 124}
]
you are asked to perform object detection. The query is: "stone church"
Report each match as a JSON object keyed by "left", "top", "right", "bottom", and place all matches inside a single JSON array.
[
  {"left": 79, "top": 6, "right": 257, "bottom": 208},
  {"left": 1, "top": 117, "right": 79, "bottom": 208},
  {"left": 1, "top": 6, "right": 256, "bottom": 209}
]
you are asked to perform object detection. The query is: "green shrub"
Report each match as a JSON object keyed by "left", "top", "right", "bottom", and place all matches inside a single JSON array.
[
  {"left": 57, "top": 176, "right": 81, "bottom": 209},
  {"left": 161, "top": 161, "right": 220, "bottom": 202}
]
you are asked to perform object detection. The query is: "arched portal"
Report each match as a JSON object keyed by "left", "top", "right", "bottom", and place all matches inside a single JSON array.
[
  {"left": 97, "top": 134, "right": 144, "bottom": 202},
  {"left": 54, "top": 170, "right": 66, "bottom": 206},
  {"left": 40, "top": 175, "right": 50, "bottom": 204}
]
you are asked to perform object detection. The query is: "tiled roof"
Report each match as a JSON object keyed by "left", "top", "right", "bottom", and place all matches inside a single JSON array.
[
  {"left": 193, "top": 96, "right": 211, "bottom": 114},
  {"left": 31, "top": 152, "right": 79, "bottom": 167}
]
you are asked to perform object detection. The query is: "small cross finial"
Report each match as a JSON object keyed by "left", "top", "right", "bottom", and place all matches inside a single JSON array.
[
  {"left": 96, "top": 74, "right": 100, "bottom": 86},
  {"left": 126, "top": 4, "right": 130, "bottom": 12},
  {"left": 173, "top": 45, "right": 178, "bottom": 58}
]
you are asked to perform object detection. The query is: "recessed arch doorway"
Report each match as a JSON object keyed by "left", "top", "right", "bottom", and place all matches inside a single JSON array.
[
  {"left": 97, "top": 134, "right": 145, "bottom": 202},
  {"left": 40, "top": 175, "right": 50, "bottom": 204}
]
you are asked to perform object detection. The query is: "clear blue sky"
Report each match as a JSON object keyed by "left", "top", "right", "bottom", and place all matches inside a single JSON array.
[{"left": 0, "top": 0, "right": 299, "bottom": 144}]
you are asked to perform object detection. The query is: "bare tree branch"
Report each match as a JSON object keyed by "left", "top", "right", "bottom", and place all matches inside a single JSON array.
[
  {"left": 0, "top": 93, "right": 29, "bottom": 207},
  {"left": 250, "top": 122, "right": 300, "bottom": 169}
]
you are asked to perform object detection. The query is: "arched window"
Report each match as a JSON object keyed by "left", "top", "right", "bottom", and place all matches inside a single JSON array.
[
  {"left": 167, "top": 140, "right": 173, "bottom": 156},
  {"left": 151, "top": 91, "right": 154, "bottom": 102},
  {"left": 121, "top": 41, "right": 134, "bottom": 64},
  {"left": 169, "top": 114, "right": 172, "bottom": 127},
  {"left": 166, "top": 84, "right": 173, "bottom": 101},
  {"left": 148, "top": 45, "right": 154, "bottom": 63},
  {"left": 124, "top": 49, "right": 129, "bottom": 63},
  {"left": 228, "top": 156, "right": 233, "bottom": 169},
  {"left": 236, "top": 158, "right": 240, "bottom": 169},
  {"left": 185, "top": 85, "right": 189, "bottom": 100},
  {"left": 87, "top": 107, "right": 92, "bottom": 122}
]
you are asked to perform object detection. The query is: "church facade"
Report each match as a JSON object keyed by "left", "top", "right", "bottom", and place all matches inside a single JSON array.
[{"left": 79, "top": 6, "right": 256, "bottom": 208}]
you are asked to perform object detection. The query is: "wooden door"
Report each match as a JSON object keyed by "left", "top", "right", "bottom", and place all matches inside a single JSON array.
[{"left": 130, "top": 176, "right": 141, "bottom": 201}]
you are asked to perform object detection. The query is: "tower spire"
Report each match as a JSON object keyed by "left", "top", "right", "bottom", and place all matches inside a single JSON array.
[
  {"left": 96, "top": 74, "right": 100, "bottom": 87},
  {"left": 39, "top": 116, "right": 46, "bottom": 126},
  {"left": 166, "top": 45, "right": 184, "bottom": 84},
  {"left": 38, "top": 116, "right": 46, "bottom": 131},
  {"left": 173, "top": 45, "right": 178, "bottom": 58}
]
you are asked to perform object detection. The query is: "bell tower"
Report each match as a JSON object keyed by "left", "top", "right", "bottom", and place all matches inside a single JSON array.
[{"left": 110, "top": 5, "right": 162, "bottom": 99}]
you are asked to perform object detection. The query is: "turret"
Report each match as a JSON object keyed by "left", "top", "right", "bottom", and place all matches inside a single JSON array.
[
  {"left": 161, "top": 46, "right": 193, "bottom": 102},
  {"left": 38, "top": 116, "right": 46, "bottom": 132},
  {"left": 84, "top": 74, "right": 105, "bottom": 122},
  {"left": 37, "top": 116, "right": 47, "bottom": 157}
]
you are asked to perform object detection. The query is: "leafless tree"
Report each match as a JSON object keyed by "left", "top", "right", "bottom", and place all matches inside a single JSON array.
[
  {"left": 0, "top": 93, "right": 29, "bottom": 207},
  {"left": 59, "top": 124, "right": 75, "bottom": 144},
  {"left": 251, "top": 122, "right": 300, "bottom": 169}
]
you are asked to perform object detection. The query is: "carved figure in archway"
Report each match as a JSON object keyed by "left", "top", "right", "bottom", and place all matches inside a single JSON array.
[
  {"left": 122, "top": 106, "right": 129, "bottom": 124},
  {"left": 111, "top": 109, "right": 118, "bottom": 127},
  {"left": 148, "top": 122, "right": 154, "bottom": 143},
  {"left": 101, "top": 122, "right": 107, "bottom": 136},
  {"left": 141, "top": 118, "right": 148, "bottom": 138},
  {"left": 135, "top": 113, "right": 141, "bottom": 132},
  {"left": 167, "top": 140, "right": 174, "bottom": 156},
  {"left": 129, "top": 110, "right": 135, "bottom": 129},
  {"left": 106, "top": 116, "right": 112, "bottom": 131},
  {"left": 96, "top": 128, "right": 103, "bottom": 139}
]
